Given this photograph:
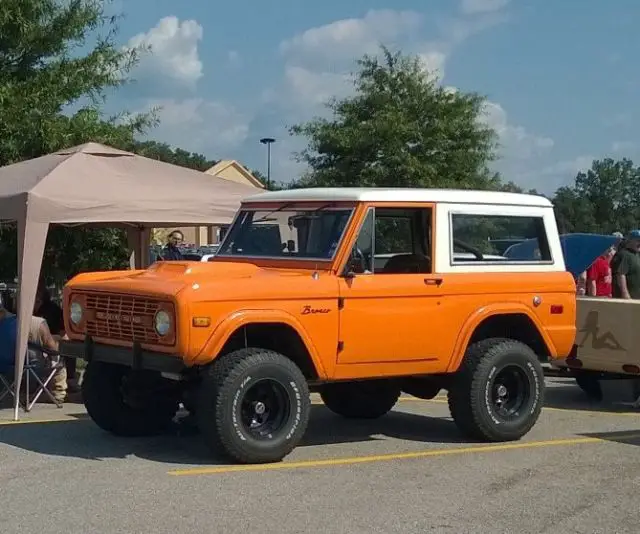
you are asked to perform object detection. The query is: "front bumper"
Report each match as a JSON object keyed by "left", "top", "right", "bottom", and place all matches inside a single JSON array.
[{"left": 60, "top": 338, "right": 186, "bottom": 374}]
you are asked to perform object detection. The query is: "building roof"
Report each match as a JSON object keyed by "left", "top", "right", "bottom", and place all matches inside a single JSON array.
[
  {"left": 205, "top": 160, "right": 265, "bottom": 189},
  {"left": 243, "top": 187, "right": 553, "bottom": 207}
]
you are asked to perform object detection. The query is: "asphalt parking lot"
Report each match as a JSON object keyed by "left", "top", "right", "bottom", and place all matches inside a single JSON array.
[{"left": 1, "top": 377, "right": 640, "bottom": 534}]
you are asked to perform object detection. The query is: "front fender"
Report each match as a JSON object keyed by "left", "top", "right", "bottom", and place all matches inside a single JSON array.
[
  {"left": 192, "top": 309, "right": 328, "bottom": 379},
  {"left": 446, "top": 303, "right": 556, "bottom": 373}
]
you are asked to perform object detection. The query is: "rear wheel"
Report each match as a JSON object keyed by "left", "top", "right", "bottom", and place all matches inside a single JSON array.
[
  {"left": 82, "top": 361, "right": 179, "bottom": 436},
  {"left": 197, "top": 348, "right": 310, "bottom": 464},
  {"left": 448, "top": 338, "right": 544, "bottom": 442},
  {"left": 575, "top": 374, "right": 603, "bottom": 401},
  {"left": 320, "top": 379, "right": 401, "bottom": 419}
]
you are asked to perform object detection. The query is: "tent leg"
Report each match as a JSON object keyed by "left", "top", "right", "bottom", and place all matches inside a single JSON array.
[
  {"left": 126, "top": 226, "right": 151, "bottom": 269},
  {"left": 13, "top": 215, "right": 49, "bottom": 421}
]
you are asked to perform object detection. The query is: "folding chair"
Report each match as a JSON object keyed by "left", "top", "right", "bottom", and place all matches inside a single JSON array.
[{"left": 0, "top": 342, "right": 65, "bottom": 411}]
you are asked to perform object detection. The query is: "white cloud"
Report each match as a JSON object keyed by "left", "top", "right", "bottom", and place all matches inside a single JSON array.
[
  {"left": 283, "top": 66, "right": 353, "bottom": 109},
  {"left": 144, "top": 98, "right": 249, "bottom": 154},
  {"left": 611, "top": 140, "right": 636, "bottom": 153},
  {"left": 482, "top": 102, "right": 554, "bottom": 160},
  {"left": 280, "top": 10, "right": 422, "bottom": 66},
  {"left": 127, "top": 16, "right": 203, "bottom": 88},
  {"left": 513, "top": 155, "right": 594, "bottom": 194},
  {"left": 262, "top": 4, "right": 528, "bottom": 184},
  {"left": 460, "top": 0, "right": 511, "bottom": 15},
  {"left": 417, "top": 50, "right": 447, "bottom": 79}
]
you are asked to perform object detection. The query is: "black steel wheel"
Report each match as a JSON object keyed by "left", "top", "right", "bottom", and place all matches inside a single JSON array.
[
  {"left": 448, "top": 338, "right": 544, "bottom": 442},
  {"left": 490, "top": 365, "right": 530, "bottom": 421},
  {"left": 197, "top": 348, "right": 310, "bottom": 464},
  {"left": 240, "top": 378, "right": 291, "bottom": 439},
  {"left": 82, "top": 361, "right": 179, "bottom": 437}
]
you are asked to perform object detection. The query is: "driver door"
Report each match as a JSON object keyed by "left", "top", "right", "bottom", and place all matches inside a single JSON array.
[{"left": 337, "top": 204, "right": 446, "bottom": 365}]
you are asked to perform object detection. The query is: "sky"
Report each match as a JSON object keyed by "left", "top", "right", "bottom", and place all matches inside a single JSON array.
[{"left": 100, "top": 0, "right": 640, "bottom": 194}]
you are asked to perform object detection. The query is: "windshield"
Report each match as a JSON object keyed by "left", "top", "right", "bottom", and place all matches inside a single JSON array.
[{"left": 217, "top": 206, "right": 354, "bottom": 260}]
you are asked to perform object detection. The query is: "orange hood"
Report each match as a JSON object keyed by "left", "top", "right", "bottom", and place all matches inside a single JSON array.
[{"left": 67, "top": 260, "right": 339, "bottom": 303}]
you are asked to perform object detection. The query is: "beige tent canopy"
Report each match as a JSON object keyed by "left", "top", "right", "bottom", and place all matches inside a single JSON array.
[{"left": 0, "top": 142, "right": 258, "bottom": 420}]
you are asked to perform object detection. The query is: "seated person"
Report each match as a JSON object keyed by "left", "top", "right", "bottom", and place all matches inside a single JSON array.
[
  {"left": 35, "top": 283, "right": 77, "bottom": 392},
  {"left": 0, "top": 295, "right": 67, "bottom": 403},
  {"left": 0, "top": 299, "right": 17, "bottom": 374},
  {"left": 29, "top": 311, "right": 67, "bottom": 404}
]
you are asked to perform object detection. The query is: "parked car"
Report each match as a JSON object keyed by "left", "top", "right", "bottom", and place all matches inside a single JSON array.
[{"left": 60, "top": 187, "right": 576, "bottom": 464}]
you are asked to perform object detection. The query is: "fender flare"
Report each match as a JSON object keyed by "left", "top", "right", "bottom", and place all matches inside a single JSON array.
[
  {"left": 195, "top": 309, "right": 328, "bottom": 378},
  {"left": 446, "top": 303, "right": 556, "bottom": 373}
]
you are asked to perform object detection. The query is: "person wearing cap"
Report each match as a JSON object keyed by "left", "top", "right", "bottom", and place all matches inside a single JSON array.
[{"left": 611, "top": 230, "right": 640, "bottom": 299}]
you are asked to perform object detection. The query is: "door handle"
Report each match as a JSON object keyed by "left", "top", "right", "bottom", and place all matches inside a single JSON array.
[{"left": 424, "top": 278, "right": 443, "bottom": 286}]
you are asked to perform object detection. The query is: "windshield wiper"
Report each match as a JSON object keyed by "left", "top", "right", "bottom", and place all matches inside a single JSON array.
[
  {"left": 253, "top": 202, "right": 294, "bottom": 223},
  {"left": 310, "top": 202, "right": 337, "bottom": 213}
]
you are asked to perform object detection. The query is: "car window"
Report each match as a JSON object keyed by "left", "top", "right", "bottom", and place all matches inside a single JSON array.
[
  {"left": 348, "top": 207, "right": 432, "bottom": 274},
  {"left": 218, "top": 206, "right": 353, "bottom": 260},
  {"left": 451, "top": 213, "right": 551, "bottom": 263}
]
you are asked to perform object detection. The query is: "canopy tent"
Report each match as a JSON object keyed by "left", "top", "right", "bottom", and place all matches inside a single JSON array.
[{"left": 0, "top": 142, "right": 259, "bottom": 420}]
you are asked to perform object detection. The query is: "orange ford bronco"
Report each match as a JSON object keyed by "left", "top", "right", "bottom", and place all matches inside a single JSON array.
[{"left": 60, "top": 188, "right": 576, "bottom": 464}]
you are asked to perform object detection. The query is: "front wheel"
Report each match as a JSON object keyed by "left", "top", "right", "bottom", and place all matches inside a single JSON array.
[
  {"left": 82, "top": 361, "right": 179, "bottom": 437},
  {"left": 448, "top": 338, "right": 544, "bottom": 442},
  {"left": 197, "top": 348, "right": 310, "bottom": 464}
]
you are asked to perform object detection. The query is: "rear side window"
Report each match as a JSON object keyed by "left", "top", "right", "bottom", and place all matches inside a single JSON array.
[{"left": 450, "top": 213, "right": 552, "bottom": 263}]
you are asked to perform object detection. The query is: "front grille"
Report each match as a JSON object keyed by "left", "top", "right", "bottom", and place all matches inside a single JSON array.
[{"left": 84, "top": 293, "right": 169, "bottom": 344}]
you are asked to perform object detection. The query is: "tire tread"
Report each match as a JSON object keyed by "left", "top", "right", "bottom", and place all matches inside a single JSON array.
[
  {"left": 447, "top": 337, "right": 544, "bottom": 442},
  {"left": 198, "top": 348, "right": 310, "bottom": 464}
]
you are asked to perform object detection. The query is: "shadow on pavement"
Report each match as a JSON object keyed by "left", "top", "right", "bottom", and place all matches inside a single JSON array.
[
  {"left": 544, "top": 379, "right": 640, "bottom": 415},
  {"left": 579, "top": 429, "right": 640, "bottom": 447},
  {"left": 0, "top": 404, "right": 466, "bottom": 466}
]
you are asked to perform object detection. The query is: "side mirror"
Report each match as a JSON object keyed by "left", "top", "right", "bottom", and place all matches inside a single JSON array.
[{"left": 343, "top": 269, "right": 356, "bottom": 280}]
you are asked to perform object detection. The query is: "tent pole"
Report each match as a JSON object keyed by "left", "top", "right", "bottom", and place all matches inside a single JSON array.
[{"left": 13, "top": 211, "right": 49, "bottom": 420}]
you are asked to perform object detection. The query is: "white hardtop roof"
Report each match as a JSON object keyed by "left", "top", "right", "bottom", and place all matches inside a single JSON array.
[{"left": 244, "top": 187, "right": 552, "bottom": 208}]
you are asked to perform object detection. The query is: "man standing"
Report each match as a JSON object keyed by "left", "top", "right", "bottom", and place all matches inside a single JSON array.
[
  {"left": 586, "top": 245, "right": 615, "bottom": 297},
  {"left": 611, "top": 230, "right": 640, "bottom": 299},
  {"left": 162, "top": 230, "right": 184, "bottom": 261}
]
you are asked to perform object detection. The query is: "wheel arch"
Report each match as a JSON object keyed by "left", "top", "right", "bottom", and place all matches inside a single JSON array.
[
  {"left": 448, "top": 306, "right": 555, "bottom": 373},
  {"left": 197, "top": 310, "right": 327, "bottom": 380}
]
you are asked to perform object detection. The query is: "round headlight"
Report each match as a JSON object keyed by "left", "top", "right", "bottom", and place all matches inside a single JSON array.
[
  {"left": 154, "top": 310, "right": 171, "bottom": 336},
  {"left": 70, "top": 301, "right": 83, "bottom": 324}
]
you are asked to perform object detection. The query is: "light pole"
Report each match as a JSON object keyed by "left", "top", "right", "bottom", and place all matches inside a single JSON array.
[{"left": 259, "top": 137, "right": 275, "bottom": 190}]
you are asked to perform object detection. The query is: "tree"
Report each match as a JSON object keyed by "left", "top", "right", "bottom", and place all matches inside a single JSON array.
[
  {"left": 0, "top": 0, "right": 154, "bottom": 165},
  {"left": 0, "top": 0, "right": 155, "bottom": 287},
  {"left": 499, "top": 180, "right": 543, "bottom": 196},
  {"left": 129, "top": 140, "right": 217, "bottom": 171},
  {"left": 289, "top": 47, "right": 501, "bottom": 190},
  {"left": 552, "top": 158, "right": 640, "bottom": 234}
]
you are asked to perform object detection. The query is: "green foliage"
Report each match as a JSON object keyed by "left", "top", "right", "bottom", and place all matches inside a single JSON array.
[
  {"left": 0, "top": 224, "right": 130, "bottom": 286},
  {"left": 289, "top": 46, "right": 501, "bottom": 190},
  {"left": 0, "top": 0, "right": 155, "bottom": 165},
  {"left": 128, "top": 140, "right": 218, "bottom": 172},
  {"left": 553, "top": 158, "right": 640, "bottom": 234},
  {"left": 0, "top": 0, "right": 154, "bottom": 286}
]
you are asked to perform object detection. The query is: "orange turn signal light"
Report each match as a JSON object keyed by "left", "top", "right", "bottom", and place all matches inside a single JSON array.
[{"left": 192, "top": 317, "right": 211, "bottom": 328}]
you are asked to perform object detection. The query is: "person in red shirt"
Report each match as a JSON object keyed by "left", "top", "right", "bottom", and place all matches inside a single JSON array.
[{"left": 586, "top": 245, "right": 615, "bottom": 297}]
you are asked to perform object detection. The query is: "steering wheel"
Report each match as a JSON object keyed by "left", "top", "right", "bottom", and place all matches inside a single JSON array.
[{"left": 453, "top": 239, "right": 484, "bottom": 260}]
